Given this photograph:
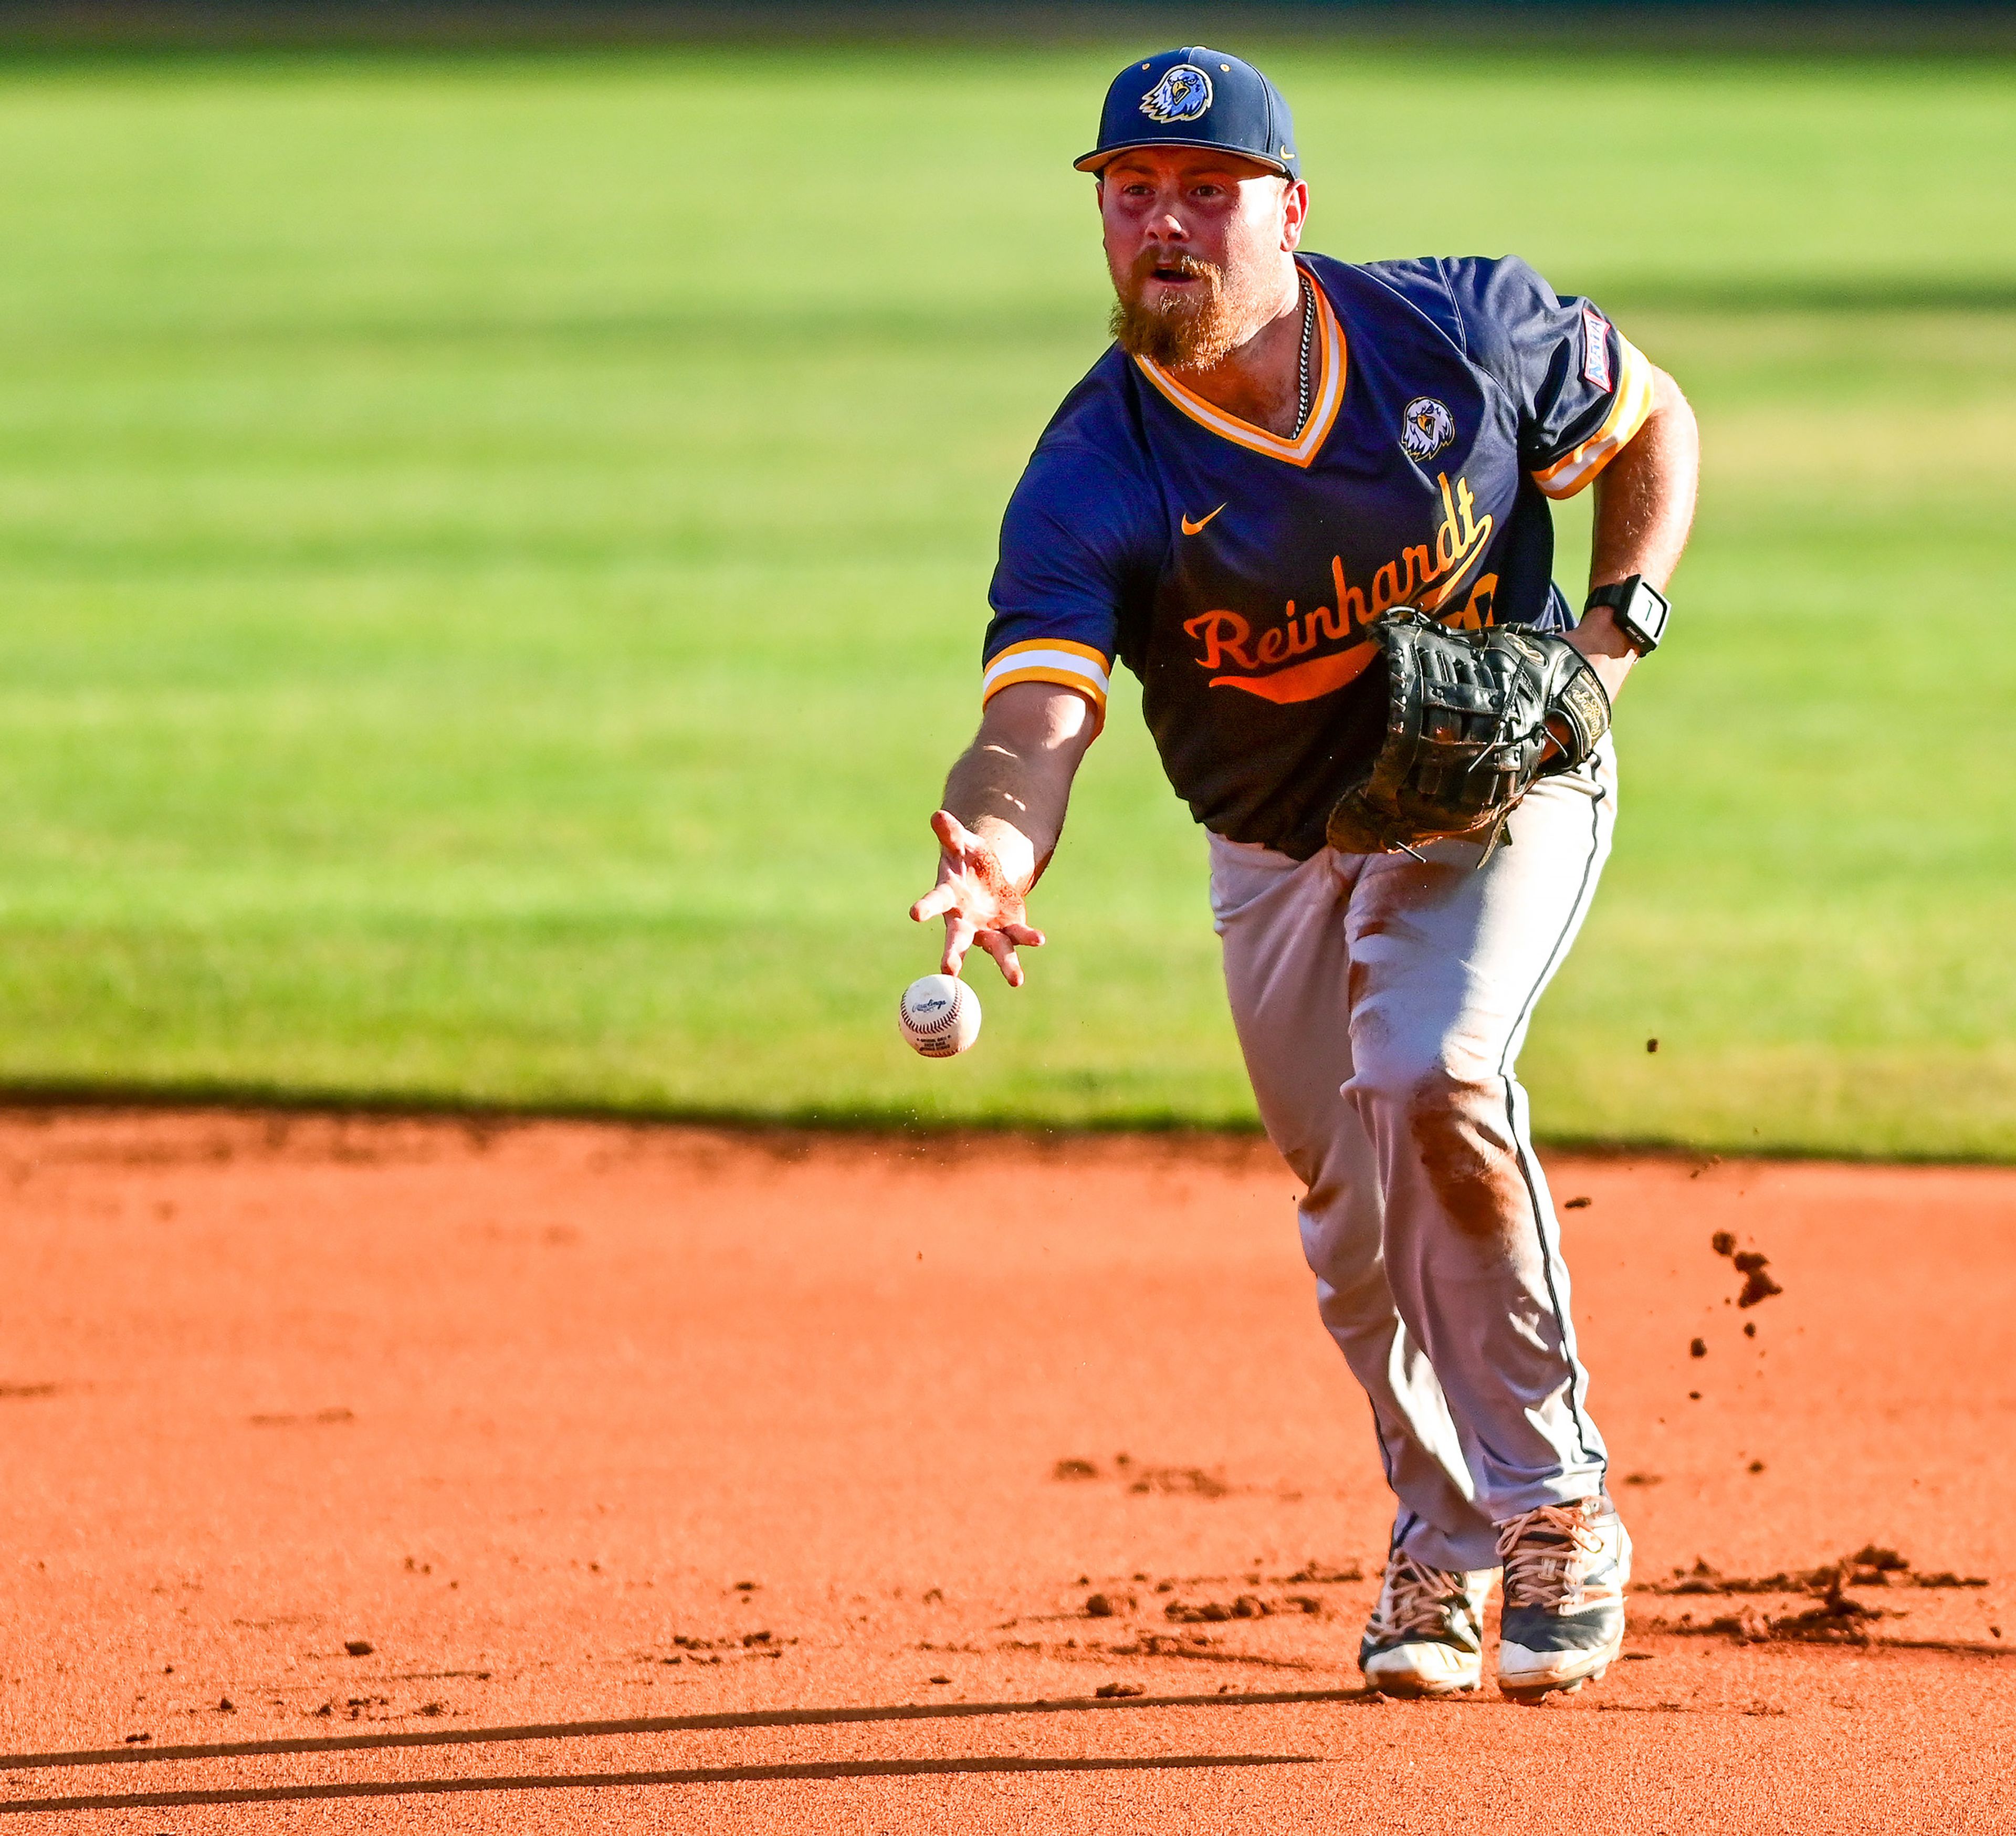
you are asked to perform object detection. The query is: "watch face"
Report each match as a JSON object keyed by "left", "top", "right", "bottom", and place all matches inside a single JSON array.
[{"left": 1621, "top": 582, "right": 1667, "bottom": 649}]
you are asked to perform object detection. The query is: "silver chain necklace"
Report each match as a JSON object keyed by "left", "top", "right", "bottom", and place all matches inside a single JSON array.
[{"left": 1294, "top": 270, "right": 1315, "bottom": 436}]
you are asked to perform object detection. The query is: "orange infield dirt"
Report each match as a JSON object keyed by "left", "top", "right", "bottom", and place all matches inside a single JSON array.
[{"left": 3, "top": 1110, "right": 2014, "bottom": 1832}]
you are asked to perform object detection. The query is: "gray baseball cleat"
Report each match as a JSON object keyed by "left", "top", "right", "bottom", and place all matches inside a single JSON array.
[
  {"left": 1358, "top": 1548, "right": 1497, "bottom": 1698},
  {"left": 1494, "top": 1496, "right": 1632, "bottom": 1702}
]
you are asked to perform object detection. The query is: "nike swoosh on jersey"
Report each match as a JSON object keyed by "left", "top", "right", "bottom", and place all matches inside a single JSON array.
[{"left": 1180, "top": 504, "right": 1226, "bottom": 536}]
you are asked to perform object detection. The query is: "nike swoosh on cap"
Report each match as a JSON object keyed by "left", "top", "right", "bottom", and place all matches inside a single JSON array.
[{"left": 1181, "top": 504, "right": 1226, "bottom": 536}]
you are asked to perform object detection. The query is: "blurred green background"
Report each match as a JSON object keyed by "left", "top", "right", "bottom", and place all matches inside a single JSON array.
[{"left": 1, "top": 41, "right": 2010, "bottom": 1155}]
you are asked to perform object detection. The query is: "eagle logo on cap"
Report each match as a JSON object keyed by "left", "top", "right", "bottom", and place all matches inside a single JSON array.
[{"left": 1140, "top": 64, "right": 1214, "bottom": 124}]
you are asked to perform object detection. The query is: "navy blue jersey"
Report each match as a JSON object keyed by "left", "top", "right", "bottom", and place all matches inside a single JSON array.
[{"left": 982, "top": 253, "right": 1655, "bottom": 858}]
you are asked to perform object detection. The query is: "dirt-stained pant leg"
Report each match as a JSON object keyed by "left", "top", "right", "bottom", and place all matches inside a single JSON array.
[
  {"left": 1342, "top": 743, "right": 1618, "bottom": 1528},
  {"left": 1211, "top": 836, "right": 1499, "bottom": 1575},
  {"left": 1212, "top": 742, "right": 1617, "bottom": 1569}
]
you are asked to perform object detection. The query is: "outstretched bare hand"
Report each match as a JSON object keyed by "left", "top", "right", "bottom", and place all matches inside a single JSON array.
[{"left": 907, "top": 810, "right": 1046, "bottom": 987}]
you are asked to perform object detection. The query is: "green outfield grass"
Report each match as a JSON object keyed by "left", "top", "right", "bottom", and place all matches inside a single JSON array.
[{"left": 0, "top": 43, "right": 2011, "bottom": 1155}]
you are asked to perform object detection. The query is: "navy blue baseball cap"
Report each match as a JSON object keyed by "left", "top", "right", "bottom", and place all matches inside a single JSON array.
[{"left": 1075, "top": 47, "right": 1299, "bottom": 181}]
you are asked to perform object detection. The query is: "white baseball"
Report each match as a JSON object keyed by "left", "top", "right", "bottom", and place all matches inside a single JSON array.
[{"left": 899, "top": 973, "right": 982, "bottom": 1058}]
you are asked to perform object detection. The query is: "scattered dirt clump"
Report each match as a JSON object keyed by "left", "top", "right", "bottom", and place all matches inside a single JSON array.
[
  {"left": 1653, "top": 1546, "right": 1988, "bottom": 1645},
  {"left": 1282, "top": 1560, "right": 1362, "bottom": 1584},
  {"left": 1164, "top": 1593, "right": 1275, "bottom": 1624},
  {"left": 1129, "top": 1466, "right": 1230, "bottom": 1499}
]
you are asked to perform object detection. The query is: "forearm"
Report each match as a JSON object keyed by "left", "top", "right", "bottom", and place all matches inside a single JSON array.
[
  {"left": 1572, "top": 366, "right": 1700, "bottom": 698},
  {"left": 940, "top": 684, "right": 1098, "bottom": 891}
]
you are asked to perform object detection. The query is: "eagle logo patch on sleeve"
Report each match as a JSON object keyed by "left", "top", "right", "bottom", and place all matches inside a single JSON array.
[
  {"left": 1399, "top": 397, "right": 1455, "bottom": 463},
  {"left": 1140, "top": 65, "right": 1214, "bottom": 123}
]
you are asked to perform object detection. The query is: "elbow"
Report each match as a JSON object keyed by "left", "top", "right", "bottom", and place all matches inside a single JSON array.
[{"left": 1649, "top": 364, "right": 1698, "bottom": 439}]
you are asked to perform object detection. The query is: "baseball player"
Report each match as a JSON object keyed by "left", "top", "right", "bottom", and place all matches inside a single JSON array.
[{"left": 909, "top": 48, "right": 1697, "bottom": 1701}]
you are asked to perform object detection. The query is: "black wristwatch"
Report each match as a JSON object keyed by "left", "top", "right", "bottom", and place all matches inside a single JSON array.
[{"left": 1584, "top": 575, "right": 1670, "bottom": 654}]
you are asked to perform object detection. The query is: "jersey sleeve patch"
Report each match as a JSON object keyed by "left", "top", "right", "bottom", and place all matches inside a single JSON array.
[
  {"left": 1531, "top": 335, "right": 1656, "bottom": 500},
  {"left": 981, "top": 637, "right": 1112, "bottom": 719},
  {"left": 1581, "top": 305, "right": 1613, "bottom": 392}
]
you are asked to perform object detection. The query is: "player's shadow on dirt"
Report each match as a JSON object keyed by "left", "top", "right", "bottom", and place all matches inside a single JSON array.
[
  {"left": 0, "top": 1752, "right": 1318, "bottom": 1816},
  {"left": 0, "top": 1685, "right": 1373, "bottom": 1779}
]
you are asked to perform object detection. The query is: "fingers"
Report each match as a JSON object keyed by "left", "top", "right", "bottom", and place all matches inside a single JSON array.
[
  {"left": 918, "top": 810, "right": 1040, "bottom": 988},
  {"left": 929, "top": 808, "right": 983, "bottom": 856},
  {"left": 977, "top": 929, "right": 1025, "bottom": 988},
  {"left": 939, "top": 914, "right": 974, "bottom": 978},
  {"left": 909, "top": 883, "right": 959, "bottom": 924}
]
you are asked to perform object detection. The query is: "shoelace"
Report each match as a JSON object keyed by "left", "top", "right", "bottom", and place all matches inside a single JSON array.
[
  {"left": 1373, "top": 1551, "right": 1473, "bottom": 1639},
  {"left": 1497, "top": 1501, "right": 1606, "bottom": 1610}
]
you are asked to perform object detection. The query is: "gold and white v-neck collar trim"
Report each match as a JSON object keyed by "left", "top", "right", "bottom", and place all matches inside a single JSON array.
[{"left": 1132, "top": 269, "right": 1346, "bottom": 468}]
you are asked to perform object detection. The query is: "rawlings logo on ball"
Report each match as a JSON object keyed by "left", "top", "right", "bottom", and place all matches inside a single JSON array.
[
  {"left": 898, "top": 974, "right": 982, "bottom": 1057},
  {"left": 1399, "top": 397, "right": 1455, "bottom": 463},
  {"left": 1139, "top": 64, "right": 1214, "bottom": 123}
]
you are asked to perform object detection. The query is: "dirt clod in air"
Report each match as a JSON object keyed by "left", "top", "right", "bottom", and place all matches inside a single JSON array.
[
  {"left": 1689, "top": 1338, "right": 1707, "bottom": 1358},
  {"left": 1749, "top": 1461, "right": 1766, "bottom": 1474},
  {"left": 1095, "top": 1681, "right": 1144, "bottom": 1698},
  {"left": 1744, "top": 1323, "right": 1757, "bottom": 1338},
  {"left": 343, "top": 1639, "right": 374, "bottom": 1657},
  {"left": 1734, "top": 1253, "right": 1783, "bottom": 1307},
  {"left": 1711, "top": 1231, "right": 1737, "bottom": 1257},
  {"left": 1646, "top": 1039, "right": 1659, "bottom": 1053},
  {"left": 1053, "top": 1459, "right": 1099, "bottom": 1482},
  {"left": 1563, "top": 1195, "right": 1593, "bottom": 1210},
  {"left": 1622, "top": 1472, "right": 1663, "bottom": 1487}
]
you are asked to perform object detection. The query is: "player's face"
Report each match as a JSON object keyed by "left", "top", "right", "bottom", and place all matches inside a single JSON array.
[{"left": 1097, "top": 149, "right": 1305, "bottom": 368}]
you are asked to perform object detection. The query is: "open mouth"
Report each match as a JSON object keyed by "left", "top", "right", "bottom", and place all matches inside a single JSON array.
[{"left": 1135, "top": 250, "right": 1214, "bottom": 292}]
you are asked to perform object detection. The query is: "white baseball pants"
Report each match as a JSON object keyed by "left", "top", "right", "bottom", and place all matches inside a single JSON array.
[{"left": 1210, "top": 743, "right": 1618, "bottom": 1573}]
